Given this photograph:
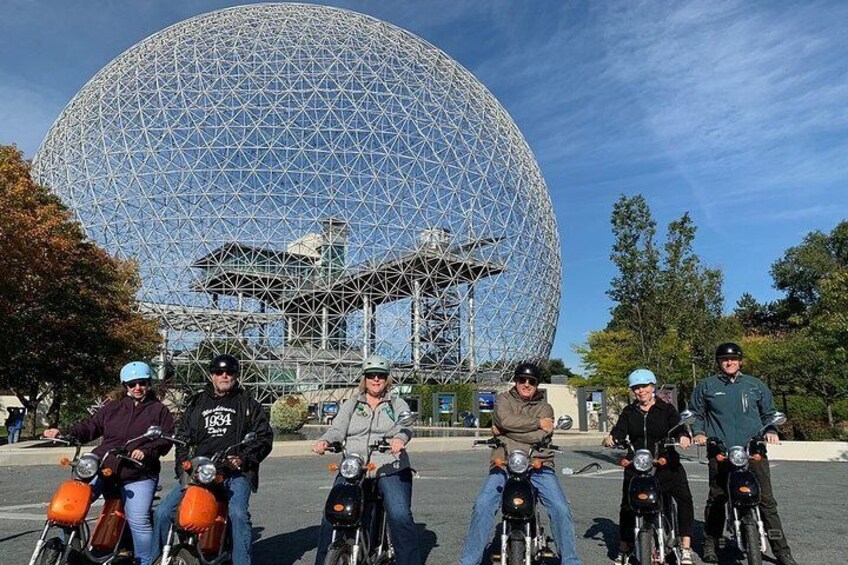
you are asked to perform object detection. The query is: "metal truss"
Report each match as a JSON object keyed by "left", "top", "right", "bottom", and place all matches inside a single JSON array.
[{"left": 32, "top": 3, "right": 561, "bottom": 403}]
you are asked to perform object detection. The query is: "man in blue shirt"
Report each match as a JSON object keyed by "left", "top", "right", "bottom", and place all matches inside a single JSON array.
[{"left": 690, "top": 343, "right": 797, "bottom": 565}]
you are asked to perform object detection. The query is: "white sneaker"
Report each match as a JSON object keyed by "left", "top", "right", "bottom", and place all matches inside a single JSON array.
[
  {"left": 612, "top": 551, "right": 631, "bottom": 564},
  {"left": 680, "top": 547, "right": 694, "bottom": 565}
]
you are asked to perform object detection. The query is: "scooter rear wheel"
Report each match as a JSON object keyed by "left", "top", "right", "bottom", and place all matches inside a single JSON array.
[{"left": 153, "top": 546, "right": 201, "bottom": 565}]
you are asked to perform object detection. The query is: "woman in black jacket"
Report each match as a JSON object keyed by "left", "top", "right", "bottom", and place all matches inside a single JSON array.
[{"left": 603, "top": 369, "right": 695, "bottom": 565}]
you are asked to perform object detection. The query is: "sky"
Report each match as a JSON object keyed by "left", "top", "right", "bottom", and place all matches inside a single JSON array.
[{"left": 2, "top": 0, "right": 847, "bottom": 370}]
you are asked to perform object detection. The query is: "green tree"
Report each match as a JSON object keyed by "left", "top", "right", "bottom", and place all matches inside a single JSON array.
[
  {"left": 581, "top": 195, "right": 724, "bottom": 396},
  {"left": 0, "top": 145, "right": 160, "bottom": 433}
]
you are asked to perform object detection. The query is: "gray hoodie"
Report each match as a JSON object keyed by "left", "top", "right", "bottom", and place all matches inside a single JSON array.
[{"left": 321, "top": 393, "right": 413, "bottom": 478}]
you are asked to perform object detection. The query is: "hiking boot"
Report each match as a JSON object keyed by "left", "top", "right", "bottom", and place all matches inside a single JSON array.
[
  {"left": 774, "top": 549, "right": 798, "bottom": 565},
  {"left": 679, "top": 547, "right": 694, "bottom": 565},
  {"left": 701, "top": 537, "right": 719, "bottom": 563}
]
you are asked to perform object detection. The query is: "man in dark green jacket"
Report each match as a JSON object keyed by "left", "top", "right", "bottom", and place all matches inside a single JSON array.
[{"left": 690, "top": 343, "right": 797, "bottom": 565}]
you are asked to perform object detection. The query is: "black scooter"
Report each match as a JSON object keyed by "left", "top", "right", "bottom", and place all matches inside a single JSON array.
[
  {"left": 473, "top": 437, "right": 560, "bottom": 565},
  {"left": 706, "top": 412, "right": 787, "bottom": 565},
  {"left": 613, "top": 410, "right": 695, "bottom": 564},
  {"left": 320, "top": 411, "right": 413, "bottom": 565}
]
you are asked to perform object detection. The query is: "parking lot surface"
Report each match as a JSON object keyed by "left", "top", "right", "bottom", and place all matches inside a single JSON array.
[{"left": 1, "top": 448, "right": 842, "bottom": 564}]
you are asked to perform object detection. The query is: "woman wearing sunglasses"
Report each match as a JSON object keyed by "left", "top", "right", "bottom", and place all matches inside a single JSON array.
[
  {"left": 312, "top": 354, "right": 421, "bottom": 565},
  {"left": 43, "top": 361, "right": 175, "bottom": 565}
]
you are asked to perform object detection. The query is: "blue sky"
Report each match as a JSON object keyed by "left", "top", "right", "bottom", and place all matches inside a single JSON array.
[{"left": 2, "top": 1, "right": 847, "bottom": 370}]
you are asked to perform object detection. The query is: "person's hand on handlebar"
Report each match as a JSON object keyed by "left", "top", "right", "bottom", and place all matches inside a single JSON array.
[
  {"left": 130, "top": 449, "right": 146, "bottom": 461},
  {"left": 694, "top": 434, "right": 707, "bottom": 446},
  {"left": 313, "top": 440, "right": 329, "bottom": 454},
  {"left": 764, "top": 432, "right": 780, "bottom": 445},
  {"left": 678, "top": 436, "right": 692, "bottom": 449},
  {"left": 390, "top": 438, "right": 405, "bottom": 455},
  {"left": 43, "top": 428, "right": 60, "bottom": 439},
  {"left": 602, "top": 435, "right": 616, "bottom": 448}
]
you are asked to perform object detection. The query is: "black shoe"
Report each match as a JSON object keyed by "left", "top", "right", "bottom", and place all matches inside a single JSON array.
[
  {"left": 774, "top": 549, "right": 798, "bottom": 565},
  {"left": 702, "top": 537, "right": 719, "bottom": 563}
]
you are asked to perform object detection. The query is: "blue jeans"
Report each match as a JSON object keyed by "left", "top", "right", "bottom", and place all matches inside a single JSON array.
[
  {"left": 91, "top": 478, "right": 158, "bottom": 565},
  {"left": 7, "top": 427, "right": 22, "bottom": 443},
  {"left": 152, "top": 476, "right": 253, "bottom": 564},
  {"left": 315, "top": 469, "right": 421, "bottom": 565},
  {"left": 459, "top": 468, "right": 581, "bottom": 565}
]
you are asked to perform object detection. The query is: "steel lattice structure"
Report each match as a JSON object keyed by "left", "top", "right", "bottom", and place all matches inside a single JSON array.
[{"left": 32, "top": 3, "right": 561, "bottom": 404}]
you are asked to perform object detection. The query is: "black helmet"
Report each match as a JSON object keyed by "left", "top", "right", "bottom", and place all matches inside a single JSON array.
[
  {"left": 209, "top": 354, "right": 240, "bottom": 375},
  {"left": 715, "top": 342, "right": 743, "bottom": 360},
  {"left": 513, "top": 362, "right": 541, "bottom": 382}
]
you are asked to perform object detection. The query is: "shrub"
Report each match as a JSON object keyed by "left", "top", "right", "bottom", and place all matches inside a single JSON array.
[{"left": 270, "top": 395, "right": 308, "bottom": 433}]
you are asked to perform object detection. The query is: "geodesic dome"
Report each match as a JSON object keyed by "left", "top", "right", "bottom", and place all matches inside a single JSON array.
[{"left": 33, "top": 3, "right": 561, "bottom": 400}]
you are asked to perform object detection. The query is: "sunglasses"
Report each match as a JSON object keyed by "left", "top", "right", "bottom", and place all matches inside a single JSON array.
[
  {"left": 125, "top": 379, "right": 149, "bottom": 389},
  {"left": 515, "top": 377, "right": 538, "bottom": 386},
  {"left": 364, "top": 373, "right": 388, "bottom": 380},
  {"left": 212, "top": 369, "right": 237, "bottom": 376}
]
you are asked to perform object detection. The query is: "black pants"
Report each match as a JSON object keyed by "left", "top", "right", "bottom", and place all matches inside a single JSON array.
[
  {"left": 619, "top": 465, "right": 694, "bottom": 544},
  {"left": 705, "top": 456, "right": 790, "bottom": 554}
]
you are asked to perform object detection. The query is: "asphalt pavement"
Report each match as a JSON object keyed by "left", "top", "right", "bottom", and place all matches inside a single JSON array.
[{"left": 0, "top": 448, "right": 843, "bottom": 564}]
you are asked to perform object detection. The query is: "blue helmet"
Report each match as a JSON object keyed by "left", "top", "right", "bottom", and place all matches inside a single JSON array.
[
  {"left": 627, "top": 369, "right": 657, "bottom": 388},
  {"left": 120, "top": 361, "right": 153, "bottom": 383}
]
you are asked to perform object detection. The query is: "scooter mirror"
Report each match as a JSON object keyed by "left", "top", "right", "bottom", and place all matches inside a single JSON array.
[
  {"left": 396, "top": 411, "right": 414, "bottom": 426},
  {"left": 769, "top": 412, "right": 787, "bottom": 427},
  {"left": 143, "top": 425, "right": 163, "bottom": 439},
  {"left": 678, "top": 410, "right": 697, "bottom": 427},
  {"left": 243, "top": 432, "right": 258, "bottom": 443}
]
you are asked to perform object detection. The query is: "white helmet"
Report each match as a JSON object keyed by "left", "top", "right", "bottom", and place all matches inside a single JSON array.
[{"left": 362, "top": 354, "right": 390, "bottom": 375}]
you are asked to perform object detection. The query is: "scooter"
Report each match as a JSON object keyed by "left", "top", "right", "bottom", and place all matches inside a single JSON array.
[
  {"left": 320, "top": 411, "right": 414, "bottom": 565},
  {"left": 613, "top": 410, "right": 696, "bottom": 564},
  {"left": 155, "top": 432, "right": 258, "bottom": 565},
  {"left": 473, "top": 436, "right": 560, "bottom": 565},
  {"left": 28, "top": 425, "right": 165, "bottom": 565},
  {"left": 706, "top": 412, "right": 787, "bottom": 565}
]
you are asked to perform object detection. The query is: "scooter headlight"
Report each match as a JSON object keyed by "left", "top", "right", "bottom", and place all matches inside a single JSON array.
[
  {"left": 507, "top": 450, "right": 530, "bottom": 474},
  {"left": 728, "top": 446, "right": 749, "bottom": 467},
  {"left": 74, "top": 453, "right": 100, "bottom": 480},
  {"left": 194, "top": 461, "right": 218, "bottom": 484},
  {"left": 632, "top": 450, "right": 653, "bottom": 473},
  {"left": 340, "top": 455, "right": 364, "bottom": 479}
]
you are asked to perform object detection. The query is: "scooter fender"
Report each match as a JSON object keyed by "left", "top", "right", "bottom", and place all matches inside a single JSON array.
[
  {"left": 501, "top": 476, "right": 535, "bottom": 520},
  {"left": 728, "top": 469, "right": 760, "bottom": 507},
  {"left": 628, "top": 475, "right": 660, "bottom": 514},
  {"left": 324, "top": 482, "right": 364, "bottom": 527}
]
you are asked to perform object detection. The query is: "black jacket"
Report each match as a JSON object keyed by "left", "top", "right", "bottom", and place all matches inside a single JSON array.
[
  {"left": 175, "top": 384, "right": 274, "bottom": 492},
  {"left": 610, "top": 398, "right": 689, "bottom": 467}
]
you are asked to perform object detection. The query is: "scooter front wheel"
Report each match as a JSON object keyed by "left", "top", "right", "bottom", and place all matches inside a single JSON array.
[
  {"left": 637, "top": 527, "right": 654, "bottom": 565},
  {"left": 325, "top": 542, "right": 354, "bottom": 565},
  {"left": 34, "top": 537, "right": 74, "bottom": 565},
  {"left": 741, "top": 515, "right": 762, "bottom": 565},
  {"left": 506, "top": 537, "right": 526, "bottom": 565},
  {"left": 153, "top": 546, "right": 201, "bottom": 565}
]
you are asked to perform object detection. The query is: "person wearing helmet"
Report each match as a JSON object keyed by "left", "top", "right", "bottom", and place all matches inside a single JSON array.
[
  {"left": 44, "top": 362, "right": 175, "bottom": 565},
  {"left": 690, "top": 344, "right": 797, "bottom": 565},
  {"left": 312, "top": 354, "right": 421, "bottom": 565},
  {"left": 152, "top": 354, "right": 274, "bottom": 565},
  {"left": 604, "top": 369, "right": 695, "bottom": 565},
  {"left": 459, "top": 362, "right": 582, "bottom": 565}
]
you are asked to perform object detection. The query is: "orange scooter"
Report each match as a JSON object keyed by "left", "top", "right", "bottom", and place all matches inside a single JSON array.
[
  {"left": 156, "top": 432, "right": 257, "bottom": 565},
  {"left": 28, "top": 426, "right": 165, "bottom": 565}
]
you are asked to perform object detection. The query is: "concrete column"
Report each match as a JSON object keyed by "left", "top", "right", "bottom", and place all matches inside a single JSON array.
[
  {"left": 412, "top": 280, "right": 421, "bottom": 371},
  {"left": 363, "top": 295, "right": 372, "bottom": 357},
  {"left": 467, "top": 284, "right": 476, "bottom": 375},
  {"left": 321, "top": 306, "right": 329, "bottom": 350}
]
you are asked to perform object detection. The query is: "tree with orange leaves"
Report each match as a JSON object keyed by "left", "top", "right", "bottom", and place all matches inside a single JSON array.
[{"left": 0, "top": 144, "right": 160, "bottom": 435}]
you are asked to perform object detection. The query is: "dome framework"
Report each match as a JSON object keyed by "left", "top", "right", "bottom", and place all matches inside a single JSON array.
[{"left": 33, "top": 3, "right": 561, "bottom": 404}]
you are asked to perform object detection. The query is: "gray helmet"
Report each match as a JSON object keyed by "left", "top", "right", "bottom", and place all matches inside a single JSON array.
[{"left": 362, "top": 354, "right": 390, "bottom": 375}]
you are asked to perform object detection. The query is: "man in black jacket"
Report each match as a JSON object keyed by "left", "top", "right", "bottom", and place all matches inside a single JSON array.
[{"left": 152, "top": 354, "right": 274, "bottom": 564}]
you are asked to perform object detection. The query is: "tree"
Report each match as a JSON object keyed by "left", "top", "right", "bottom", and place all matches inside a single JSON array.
[
  {"left": 0, "top": 145, "right": 160, "bottom": 433},
  {"left": 539, "top": 358, "right": 576, "bottom": 384},
  {"left": 582, "top": 195, "right": 724, "bottom": 396}
]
